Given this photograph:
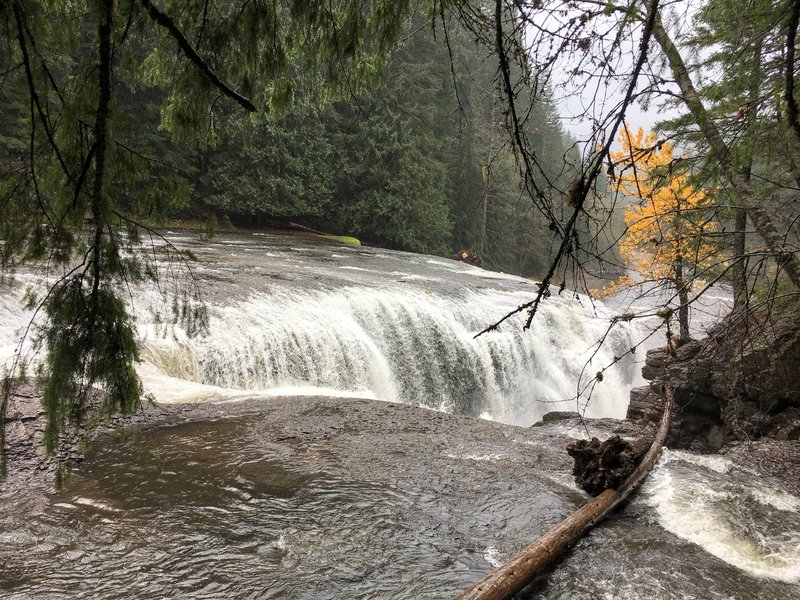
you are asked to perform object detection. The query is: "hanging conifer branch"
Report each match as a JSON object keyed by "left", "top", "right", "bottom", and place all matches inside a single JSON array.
[
  {"left": 12, "top": 0, "right": 74, "bottom": 185},
  {"left": 138, "top": 0, "right": 256, "bottom": 112}
]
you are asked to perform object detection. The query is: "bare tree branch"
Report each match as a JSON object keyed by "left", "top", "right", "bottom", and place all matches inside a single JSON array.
[{"left": 476, "top": 0, "right": 662, "bottom": 337}]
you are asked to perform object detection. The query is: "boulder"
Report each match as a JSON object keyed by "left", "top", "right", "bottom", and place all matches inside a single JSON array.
[
  {"left": 539, "top": 411, "right": 581, "bottom": 423},
  {"left": 626, "top": 386, "right": 663, "bottom": 422}
]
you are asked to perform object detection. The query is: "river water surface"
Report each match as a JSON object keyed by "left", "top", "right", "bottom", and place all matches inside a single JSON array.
[{"left": 0, "top": 232, "right": 798, "bottom": 598}]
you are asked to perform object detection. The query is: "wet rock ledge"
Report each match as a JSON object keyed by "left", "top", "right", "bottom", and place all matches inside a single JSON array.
[
  {"left": 622, "top": 310, "right": 800, "bottom": 494},
  {"left": 2, "top": 382, "right": 176, "bottom": 492}
]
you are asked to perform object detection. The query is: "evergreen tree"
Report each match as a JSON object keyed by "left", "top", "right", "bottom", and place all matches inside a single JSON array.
[
  {"left": 195, "top": 103, "right": 336, "bottom": 225},
  {"left": 320, "top": 22, "right": 456, "bottom": 254},
  {"left": 661, "top": 0, "right": 794, "bottom": 308},
  {"left": 0, "top": 0, "right": 426, "bottom": 464},
  {"left": 652, "top": 2, "right": 800, "bottom": 290}
]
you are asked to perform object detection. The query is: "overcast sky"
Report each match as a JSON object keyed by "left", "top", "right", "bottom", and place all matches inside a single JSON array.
[{"left": 532, "top": 2, "right": 690, "bottom": 151}]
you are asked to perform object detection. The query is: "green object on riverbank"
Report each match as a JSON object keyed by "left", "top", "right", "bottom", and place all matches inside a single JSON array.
[{"left": 322, "top": 235, "right": 361, "bottom": 246}]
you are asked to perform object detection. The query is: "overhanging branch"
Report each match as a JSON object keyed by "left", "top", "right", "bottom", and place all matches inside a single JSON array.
[
  {"left": 12, "top": 0, "right": 74, "bottom": 184},
  {"left": 476, "top": 0, "right": 661, "bottom": 336},
  {"left": 138, "top": 0, "right": 256, "bottom": 112}
]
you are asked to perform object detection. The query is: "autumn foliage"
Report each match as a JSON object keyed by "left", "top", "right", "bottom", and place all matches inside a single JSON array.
[{"left": 600, "top": 126, "right": 722, "bottom": 339}]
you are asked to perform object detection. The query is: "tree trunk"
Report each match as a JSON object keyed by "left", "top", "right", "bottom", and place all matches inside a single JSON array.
[
  {"left": 733, "top": 37, "right": 762, "bottom": 309},
  {"left": 653, "top": 14, "right": 800, "bottom": 290},
  {"left": 455, "top": 389, "right": 674, "bottom": 600},
  {"left": 732, "top": 208, "right": 748, "bottom": 309},
  {"left": 677, "top": 282, "right": 690, "bottom": 342},
  {"left": 481, "top": 172, "right": 489, "bottom": 258},
  {"left": 675, "top": 256, "right": 690, "bottom": 342},
  {"left": 784, "top": 0, "right": 800, "bottom": 145},
  {"left": 90, "top": 0, "right": 114, "bottom": 316}
]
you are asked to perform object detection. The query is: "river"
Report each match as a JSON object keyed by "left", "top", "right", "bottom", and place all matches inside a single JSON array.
[{"left": 0, "top": 231, "right": 797, "bottom": 598}]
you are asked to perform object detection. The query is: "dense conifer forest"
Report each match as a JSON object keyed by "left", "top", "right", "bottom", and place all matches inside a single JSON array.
[{"left": 0, "top": 6, "right": 583, "bottom": 276}]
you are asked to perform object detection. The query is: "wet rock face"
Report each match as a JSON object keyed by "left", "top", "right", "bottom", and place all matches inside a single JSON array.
[
  {"left": 627, "top": 386, "right": 665, "bottom": 423},
  {"left": 2, "top": 382, "right": 173, "bottom": 492},
  {"left": 540, "top": 411, "right": 581, "bottom": 423},
  {"left": 2, "top": 383, "right": 79, "bottom": 489},
  {"left": 628, "top": 343, "right": 728, "bottom": 450},
  {"left": 628, "top": 307, "right": 800, "bottom": 449},
  {"left": 718, "top": 310, "right": 800, "bottom": 415}
]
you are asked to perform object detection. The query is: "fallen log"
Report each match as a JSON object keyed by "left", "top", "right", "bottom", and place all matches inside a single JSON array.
[
  {"left": 455, "top": 388, "right": 673, "bottom": 600},
  {"left": 288, "top": 221, "right": 361, "bottom": 246}
]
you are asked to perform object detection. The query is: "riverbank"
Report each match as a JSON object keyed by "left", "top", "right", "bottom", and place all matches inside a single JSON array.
[{"left": 621, "top": 314, "right": 800, "bottom": 495}]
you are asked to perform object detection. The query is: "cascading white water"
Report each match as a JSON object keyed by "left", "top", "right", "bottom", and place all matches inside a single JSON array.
[
  {"left": 133, "top": 246, "right": 638, "bottom": 426},
  {"left": 643, "top": 449, "right": 800, "bottom": 583},
  {"left": 5, "top": 233, "right": 798, "bottom": 599},
  {"left": 1, "top": 233, "right": 639, "bottom": 426}
]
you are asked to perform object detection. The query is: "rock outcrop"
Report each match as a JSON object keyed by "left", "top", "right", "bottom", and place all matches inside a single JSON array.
[
  {"left": 2, "top": 381, "right": 173, "bottom": 491},
  {"left": 2, "top": 382, "right": 83, "bottom": 488},
  {"left": 627, "top": 308, "right": 800, "bottom": 450}
]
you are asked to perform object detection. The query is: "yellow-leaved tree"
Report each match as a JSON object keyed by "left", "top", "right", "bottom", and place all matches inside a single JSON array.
[{"left": 602, "top": 126, "right": 722, "bottom": 342}]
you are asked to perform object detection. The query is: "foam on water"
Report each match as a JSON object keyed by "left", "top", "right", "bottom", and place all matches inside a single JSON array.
[
  {"left": 660, "top": 448, "right": 732, "bottom": 474},
  {"left": 445, "top": 453, "right": 508, "bottom": 462},
  {"left": 0, "top": 275, "right": 39, "bottom": 370},
  {"left": 751, "top": 487, "right": 800, "bottom": 512},
  {"left": 483, "top": 546, "right": 505, "bottom": 567},
  {"left": 644, "top": 450, "right": 800, "bottom": 583}
]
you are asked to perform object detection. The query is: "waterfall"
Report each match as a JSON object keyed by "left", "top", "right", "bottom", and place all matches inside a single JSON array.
[
  {"left": 138, "top": 284, "right": 637, "bottom": 426},
  {"left": 1, "top": 234, "right": 639, "bottom": 427}
]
